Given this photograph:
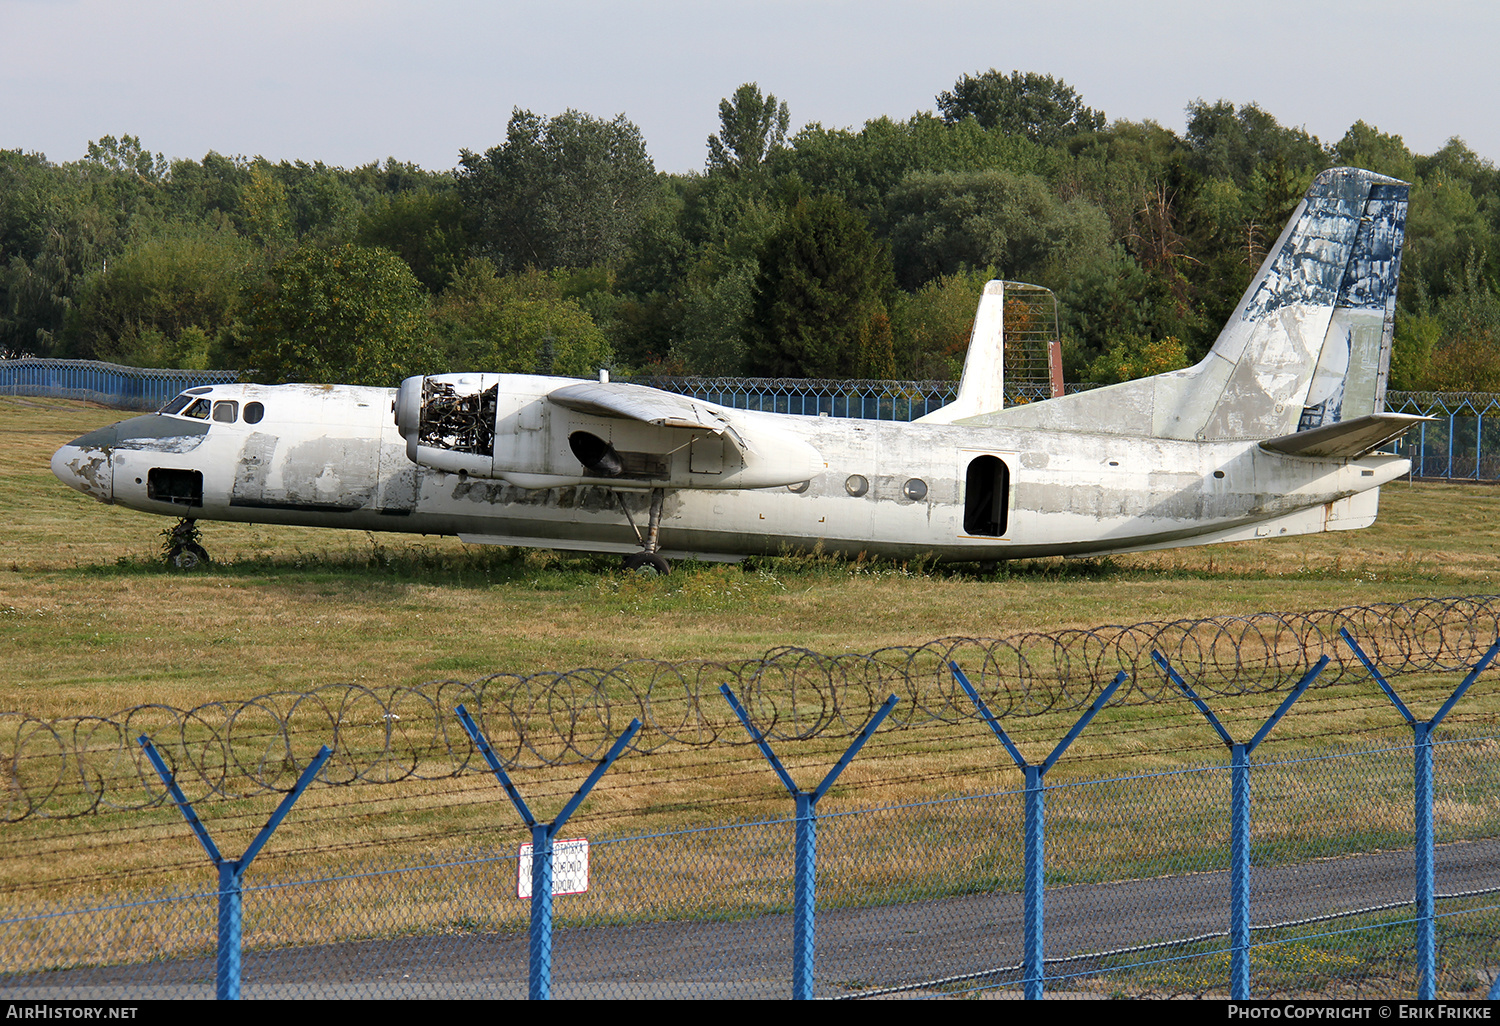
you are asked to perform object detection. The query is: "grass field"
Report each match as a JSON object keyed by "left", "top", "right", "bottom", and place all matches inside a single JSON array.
[
  {"left": 4, "top": 394, "right": 1500, "bottom": 979},
  {"left": 7, "top": 393, "right": 1500, "bottom": 714}
]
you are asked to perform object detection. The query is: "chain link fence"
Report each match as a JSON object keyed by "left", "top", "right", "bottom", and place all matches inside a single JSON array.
[{"left": 3, "top": 728, "right": 1497, "bottom": 998}]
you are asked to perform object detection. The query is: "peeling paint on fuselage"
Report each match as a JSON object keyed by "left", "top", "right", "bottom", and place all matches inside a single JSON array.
[{"left": 50, "top": 380, "right": 1407, "bottom": 563}]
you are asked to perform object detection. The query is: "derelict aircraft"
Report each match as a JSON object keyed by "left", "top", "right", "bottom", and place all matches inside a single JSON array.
[{"left": 53, "top": 167, "right": 1425, "bottom": 571}]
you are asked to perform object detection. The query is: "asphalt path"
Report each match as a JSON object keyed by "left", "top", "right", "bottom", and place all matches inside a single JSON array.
[{"left": 5, "top": 839, "right": 1497, "bottom": 999}]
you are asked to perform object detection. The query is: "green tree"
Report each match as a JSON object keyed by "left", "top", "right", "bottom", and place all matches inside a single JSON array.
[
  {"left": 458, "top": 108, "right": 659, "bottom": 270},
  {"left": 433, "top": 259, "right": 612, "bottom": 376},
  {"left": 81, "top": 134, "right": 167, "bottom": 182},
  {"left": 0, "top": 149, "right": 130, "bottom": 355},
  {"left": 357, "top": 189, "right": 469, "bottom": 292},
  {"left": 244, "top": 244, "right": 434, "bottom": 385},
  {"left": 937, "top": 70, "right": 1106, "bottom": 144},
  {"left": 773, "top": 113, "right": 1045, "bottom": 215},
  {"left": 880, "top": 169, "right": 1113, "bottom": 290},
  {"left": 238, "top": 163, "right": 294, "bottom": 257},
  {"left": 1085, "top": 333, "right": 1189, "bottom": 383},
  {"left": 1184, "top": 100, "right": 1330, "bottom": 188},
  {"left": 891, "top": 268, "right": 992, "bottom": 379},
  {"left": 1334, "top": 121, "right": 1417, "bottom": 182},
  {"left": 64, "top": 226, "right": 256, "bottom": 367},
  {"left": 1425, "top": 260, "right": 1500, "bottom": 391},
  {"left": 707, "top": 83, "right": 790, "bottom": 173},
  {"left": 743, "top": 194, "right": 895, "bottom": 378},
  {"left": 279, "top": 162, "right": 362, "bottom": 244}
]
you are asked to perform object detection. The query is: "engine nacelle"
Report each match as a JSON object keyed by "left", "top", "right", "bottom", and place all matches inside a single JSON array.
[{"left": 395, "top": 373, "right": 821, "bottom": 490}]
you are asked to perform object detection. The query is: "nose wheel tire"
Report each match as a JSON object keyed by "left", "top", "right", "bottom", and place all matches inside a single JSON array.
[
  {"left": 168, "top": 543, "right": 211, "bottom": 570},
  {"left": 622, "top": 551, "right": 670, "bottom": 575}
]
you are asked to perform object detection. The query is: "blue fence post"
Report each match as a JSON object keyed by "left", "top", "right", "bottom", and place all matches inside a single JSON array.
[
  {"left": 1153, "top": 652, "right": 1326, "bottom": 1000},
  {"left": 1022, "top": 763, "right": 1044, "bottom": 997},
  {"left": 454, "top": 704, "right": 641, "bottom": 1000},
  {"left": 1448, "top": 411, "right": 1455, "bottom": 478},
  {"left": 1339, "top": 629, "right": 1500, "bottom": 999},
  {"left": 793, "top": 790, "right": 816, "bottom": 992},
  {"left": 1230, "top": 742, "right": 1250, "bottom": 997},
  {"left": 138, "top": 735, "right": 332, "bottom": 1000},
  {"left": 719, "top": 684, "right": 899, "bottom": 1000},
  {"left": 951, "top": 661, "right": 1126, "bottom": 999},
  {"left": 529, "top": 821, "right": 554, "bottom": 996}
]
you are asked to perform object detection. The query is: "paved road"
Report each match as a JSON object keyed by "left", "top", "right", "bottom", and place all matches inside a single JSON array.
[{"left": 5, "top": 839, "right": 1497, "bottom": 999}]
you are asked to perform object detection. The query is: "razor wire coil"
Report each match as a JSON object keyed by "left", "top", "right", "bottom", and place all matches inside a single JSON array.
[{"left": 4, "top": 595, "right": 1499, "bottom": 821}]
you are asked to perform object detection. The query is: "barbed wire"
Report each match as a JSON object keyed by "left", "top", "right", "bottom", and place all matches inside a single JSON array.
[{"left": 4, "top": 595, "right": 1499, "bottom": 821}]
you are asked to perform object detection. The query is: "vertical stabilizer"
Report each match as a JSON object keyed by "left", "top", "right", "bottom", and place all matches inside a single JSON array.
[
  {"left": 1187, "top": 167, "right": 1407, "bottom": 440},
  {"left": 961, "top": 168, "right": 1409, "bottom": 442}
]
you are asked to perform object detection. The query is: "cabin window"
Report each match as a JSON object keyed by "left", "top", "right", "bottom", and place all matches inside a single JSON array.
[
  {"left": 244, "top": 402, "right": 265, "bottom": 424},
  {"left": 964, "top": 455, "right": 1010, "bottom": 536},
  {"left": 212, "top": 400, "right": 238, "bottom": 423},
  {"left": 182, "top": 398, "right": 211, "bottom": 420},
  {"left": 903, "top": 478, "right": 927, "bottom": 501},
  {"left": 844, "top": 474, "right": 868, "bottom": 497},
  {"left": 146, "top": 468, "right": 203, "bottom": 507}
]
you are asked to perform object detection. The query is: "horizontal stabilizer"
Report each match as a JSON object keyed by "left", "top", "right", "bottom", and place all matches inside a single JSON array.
[
  {"left": 548, "top": 382, "right": 741, "bottom": 445},
  {"left": 1260, "top": 413, "right": 1430, "bottom": 460}
]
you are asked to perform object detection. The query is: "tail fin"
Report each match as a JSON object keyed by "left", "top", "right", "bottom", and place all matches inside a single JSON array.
[{"left": 959, "top": 167, "right": 1409, "bottom": 441}]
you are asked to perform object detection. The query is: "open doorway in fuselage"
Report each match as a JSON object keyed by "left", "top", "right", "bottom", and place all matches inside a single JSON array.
[{"left": 963, "top": 454, "right": 1011, "bottom": 537}]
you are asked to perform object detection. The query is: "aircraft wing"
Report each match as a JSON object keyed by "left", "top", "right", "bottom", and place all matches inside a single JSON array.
[
  {"left": 1260, "top": 413, "right": 1432, "bottom": 460},
  {"left": 547, "top": 381, "right": 746, "bottom": 448}
]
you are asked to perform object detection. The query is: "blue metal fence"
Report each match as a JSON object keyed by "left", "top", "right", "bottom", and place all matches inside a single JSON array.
[
  {"left": 0, "top": 358, "right": 238, "bottom": 411},
  {"left": 4, "top": 358, "right": 1496, "bottom": 482}
]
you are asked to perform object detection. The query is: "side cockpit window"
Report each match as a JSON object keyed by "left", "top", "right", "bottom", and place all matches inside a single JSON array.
[
  {"left": 212, "top": 400, "right": 238, "bottom": 423},
  {"left": 160, "top": 386, "right": 214, "bottom": 418}
]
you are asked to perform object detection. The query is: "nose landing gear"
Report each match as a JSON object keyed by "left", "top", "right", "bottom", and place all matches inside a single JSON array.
[{"left": 163, "top": 518, "right": 211, "bottom": 570}]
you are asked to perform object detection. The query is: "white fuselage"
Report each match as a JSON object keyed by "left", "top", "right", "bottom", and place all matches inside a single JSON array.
[{"left": 51, "top": 379, "right": 1410, "bottom": 562}]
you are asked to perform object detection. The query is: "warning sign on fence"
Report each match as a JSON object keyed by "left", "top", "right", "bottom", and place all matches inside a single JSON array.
[{"left": 517, "top": 837, "right": 590, "bottom": 897}]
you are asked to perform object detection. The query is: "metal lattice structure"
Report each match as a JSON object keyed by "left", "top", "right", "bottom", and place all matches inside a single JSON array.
[{"left": 998, "top": 281, "right": 1062, "bottom": 401}]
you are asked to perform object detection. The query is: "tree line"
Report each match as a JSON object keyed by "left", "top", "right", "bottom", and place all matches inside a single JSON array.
[{"left": 2, "top": 71, "right": 1497, "bottom": 390}]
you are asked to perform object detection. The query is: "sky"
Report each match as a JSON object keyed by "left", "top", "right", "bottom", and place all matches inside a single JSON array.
[{"left": 2, "top": 0, "right": 1496, "bottom": 175}]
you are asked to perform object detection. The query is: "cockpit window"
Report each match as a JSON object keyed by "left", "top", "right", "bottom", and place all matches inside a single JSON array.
[
  {"left": 212, "top": 400, "right": 239, "bottom": 423},
  {"left": 160, "top": 395, "right": 192, "bottom": 415},
  {"left": 182, "top": 398, "right": 211, "bottom": 419},
  {"left": 244, "top": 401, "right": 265, "bottom": 425}
]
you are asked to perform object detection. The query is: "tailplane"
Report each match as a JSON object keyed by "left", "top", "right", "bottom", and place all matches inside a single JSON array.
[{"left": 952, "top": 167, "right": 1410, "bottom": 442}]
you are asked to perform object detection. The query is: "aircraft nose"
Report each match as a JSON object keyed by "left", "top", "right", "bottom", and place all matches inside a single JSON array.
[{"left": 51, "top": 425, "right": 116, "bottom": 503}]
